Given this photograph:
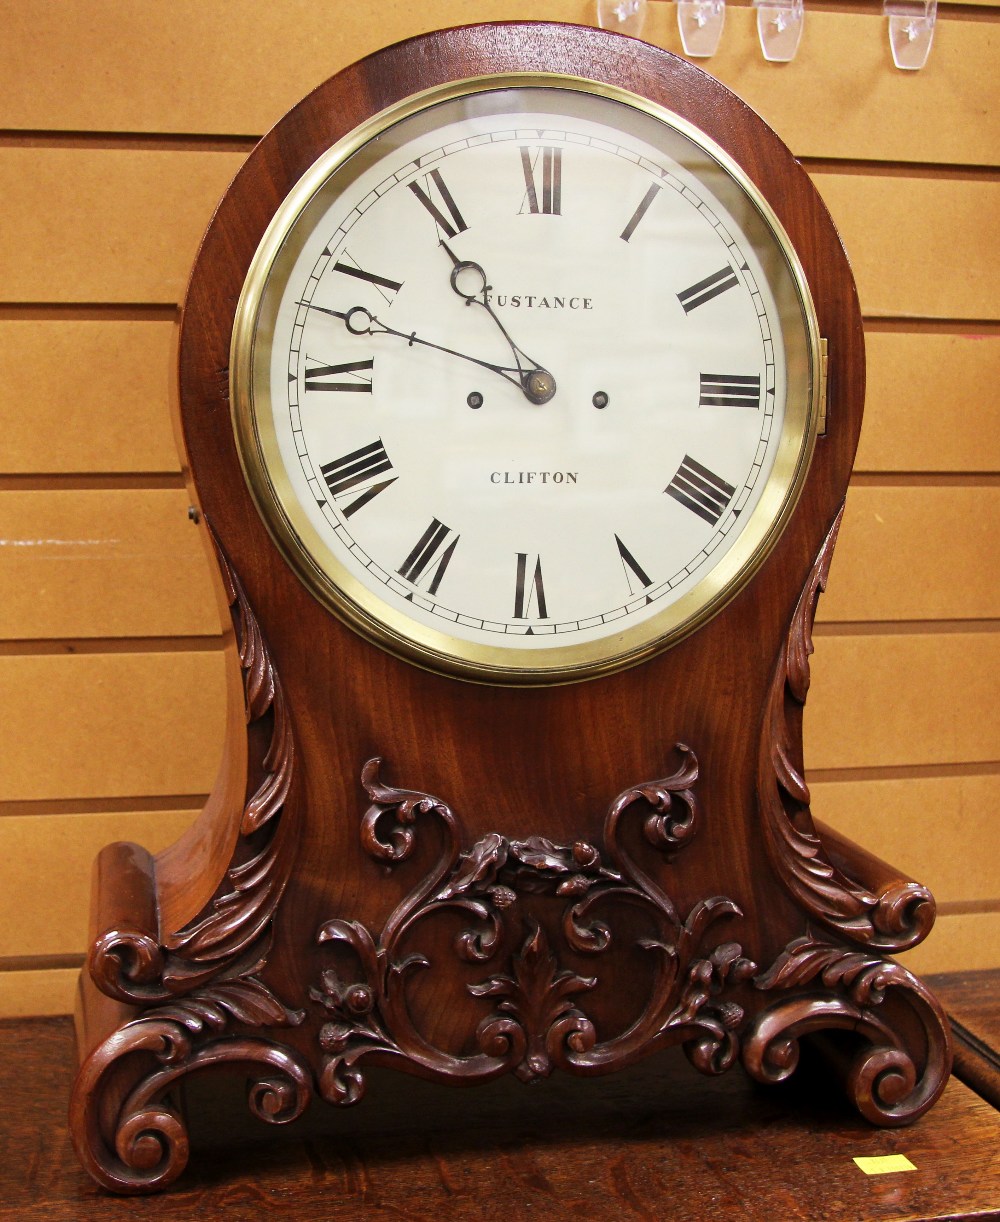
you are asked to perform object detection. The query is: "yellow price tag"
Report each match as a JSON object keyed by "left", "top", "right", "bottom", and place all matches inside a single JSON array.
[{"left": 853, "top": 1155, "right": 917, "bottom": 1176}]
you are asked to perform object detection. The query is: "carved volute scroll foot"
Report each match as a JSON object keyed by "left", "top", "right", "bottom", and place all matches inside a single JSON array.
[
  {"left": 70, "top": 1017, "right": 313, "bottom": 1194},
  {"left": 72, "top": 534, "right": 306, "bottom": 1193},
  {"left": 745, "top": 934, "right": 953, "bottom": 1127}
]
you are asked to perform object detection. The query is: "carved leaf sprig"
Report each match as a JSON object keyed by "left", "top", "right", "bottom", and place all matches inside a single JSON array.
[
  {"left": 435, "top": 833, "right": 508, "bottom": 901},
  {"left": 311, "top": 919, "right": 432, "bottom": 1065},
  {"left": 503, "top": 836, "right": 621, "bottom": 898},
  {"left": 674, "top": 939, "right": 757, "bottom": 1027},
  {"left": 755, "top": 933, "right": 898, "bottom": 1005},
  {"left": 360, "top": 757, "right": 458, "bottom": 866},
  {"left": 153, "top": 975, "right": 304, "bottom": 1033},
  {"left": 606, "top": 744, "right": 699, "bottom": 857},
  {"left": 310, "top": 965, "right": 389, "bottom": 1056}
]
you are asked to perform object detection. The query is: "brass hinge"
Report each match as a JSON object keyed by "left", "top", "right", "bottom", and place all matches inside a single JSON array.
[{"left": 818, "top": 338, "right": 829, "bottom": 436}]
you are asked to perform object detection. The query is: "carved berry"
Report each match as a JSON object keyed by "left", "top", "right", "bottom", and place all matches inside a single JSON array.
[{"left": 344, "top": 984, "right": 374, "bottom": 1014}]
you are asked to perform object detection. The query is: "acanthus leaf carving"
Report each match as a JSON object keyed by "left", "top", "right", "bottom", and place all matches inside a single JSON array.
[
  {"left": 757, "top": 507, "right": 936, "bottom": 951},
  {"left": 86, "top": 528, "right": 300, "bottom": 1010},
  {"left": 470, "top": 921, "right": 597, "bottom": 1082},
  {"left": 71, "top": 1010, "right": 313, "bottom": 1194},
  {"left": 606, "top": 742, "right": 699, "bottom": 857},
  {"left": 72, "top": 532, "right": 306, "bottom": 1193}
]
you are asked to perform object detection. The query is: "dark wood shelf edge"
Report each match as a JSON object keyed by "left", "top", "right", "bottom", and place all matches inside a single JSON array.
[{"left": 926, "top": 969, "right": 1000, "bottom": 1109}]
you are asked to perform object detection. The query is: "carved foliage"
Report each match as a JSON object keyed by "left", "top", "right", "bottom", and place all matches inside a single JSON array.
[
  {"left": 746, "top": 932, "right": 952, "bottom": 1126},
  {"left": 87, "top": 528, "right": 299, "bottom": 1008},
  {"left": 72, "top": 535, "right": 304, "bottom": 1193},
  {"left": 757, "top": 507, "right": 935, "bottom": 951},
  {"left": 312, "top": 749, "right": 757, "bottom": 1104}
]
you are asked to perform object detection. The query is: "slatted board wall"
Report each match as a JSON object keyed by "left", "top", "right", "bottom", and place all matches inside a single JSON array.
[{"left": 1, "top": 1, "right": 998, "bottom": 1017}]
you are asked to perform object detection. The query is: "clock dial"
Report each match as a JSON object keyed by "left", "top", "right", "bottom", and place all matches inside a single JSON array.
[{"left": 232, "top": 78, "right": 820, "bottom": 683}]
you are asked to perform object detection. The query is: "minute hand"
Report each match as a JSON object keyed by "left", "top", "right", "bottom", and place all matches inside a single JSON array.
[{"left": 304, "top": 302, "right": 544, "bottom": 396}]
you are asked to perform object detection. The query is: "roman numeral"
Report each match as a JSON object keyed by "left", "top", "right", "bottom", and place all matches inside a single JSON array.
[
  {"left": 677, "top": 265, "right": 740, "bottom": 313},
  {"left": 615, "top": 534, "right": 653, "bottom": 596},
  {"left": 619, "top": 183, "right": 661, "bottom": 242},
  {"left": 331, "top": 253, "right": 403, "bottom": 304},
  {"left": 514, "top": 553, "right": 548, "bottom": 620},
  {"left": 304, "top": 356, "right": 373, "bottom": 393},
  {"left": 398, "top": 518, "right": 460, "bottom": 596},
  {"left": 520, "top": 146, "right": 562, "bottom": 215},
  {"left": 408, "top": 169, "right": 469, "bottom": 239},
  {"left": 699, "top": 373, "right": 761, "bottom": 409},
  {"left": 665, "top": 455, "right": 736, "bottom": 526},
  {"left": 320, "top": 439, "right": 396, "bottom": 518}
]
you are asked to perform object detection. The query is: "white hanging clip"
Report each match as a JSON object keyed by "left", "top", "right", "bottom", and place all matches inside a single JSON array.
[
  {"left": 596, "top": 0, "right": 647, "bottom": 37},
  {"left": 885, "top": 1, "right": 937, "bottom": 71},
  {"left": 753, "top": 0, "right": 804, "bottom": 63},
  {"left": 677, "top": 0, "right": 726, "bottom": 58}
]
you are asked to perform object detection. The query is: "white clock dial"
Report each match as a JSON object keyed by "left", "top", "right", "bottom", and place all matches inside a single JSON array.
[{"left": 232, "top": 78, "right": 819, "bottom": 683}]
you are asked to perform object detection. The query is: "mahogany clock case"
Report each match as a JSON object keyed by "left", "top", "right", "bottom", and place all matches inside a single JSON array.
[{"left": 70, "top": 22, "right": 952, "bottom": 1195}]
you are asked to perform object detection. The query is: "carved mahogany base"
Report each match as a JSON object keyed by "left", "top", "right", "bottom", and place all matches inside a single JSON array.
[
  {"left": 71, "top": 869, "right": 952, "bottom": 1193},
  {"left": 70, "top": 518, "right": 952, "bottom": 1195}
]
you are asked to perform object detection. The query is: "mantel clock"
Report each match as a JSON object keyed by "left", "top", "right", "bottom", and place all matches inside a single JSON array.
[{"left": 69, "top": 22, "right": 951, "bottom": 1193}]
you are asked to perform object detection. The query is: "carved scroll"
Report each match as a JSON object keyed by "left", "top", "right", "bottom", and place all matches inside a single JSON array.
[
  {"left": 87, "top": 527, "right": 299, "bottom": 1004},
  {"left": 312, "top": 749, "right": 757, "bottom": 1104},
  {"left": 756, "top": 506, "right": 935, "bottom": 951},
  {"left": 72, "top": 997, "right": 312, "bottom": 1193},
  {"left": 746, "top": 933, "right": 952, "bottom": 1125},
  {"left": 71, "top": 533, "right": 304, "bottom": 1193}
]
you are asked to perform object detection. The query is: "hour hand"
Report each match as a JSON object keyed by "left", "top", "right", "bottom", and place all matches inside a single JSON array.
[{"left": 438, "top": 242, "right": 556, "bottom": 406}]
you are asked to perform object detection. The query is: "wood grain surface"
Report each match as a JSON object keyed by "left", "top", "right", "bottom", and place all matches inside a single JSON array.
[{"left": 60, "top": 24, "right": 971, "bottom": 1198}]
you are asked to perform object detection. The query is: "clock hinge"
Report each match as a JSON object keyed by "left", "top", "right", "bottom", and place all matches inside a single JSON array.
[{"left": 818, "top": 338, "right": 829, "bottom": 436}]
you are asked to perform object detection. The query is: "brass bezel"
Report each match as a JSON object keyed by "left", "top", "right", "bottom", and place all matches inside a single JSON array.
[{"left": 230, "top": 73, "right": 821, "bottom": 686}]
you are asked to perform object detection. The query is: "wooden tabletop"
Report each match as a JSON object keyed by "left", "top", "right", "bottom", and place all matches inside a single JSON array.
[
  {"left": 929, "top": 969, "right": 1000, "bottom": 1111},
  {"left": 4, "top": 1010, "right": 1000, "bottom": 1221}
]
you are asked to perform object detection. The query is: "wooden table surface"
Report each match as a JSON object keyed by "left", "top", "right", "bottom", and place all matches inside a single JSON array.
[
  {"left": 929, "top": 969, "right": 1000, "bottom": 1112},
  {"left": 3, "top": 1010, "right": 1000, "bottom": 1221}
]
